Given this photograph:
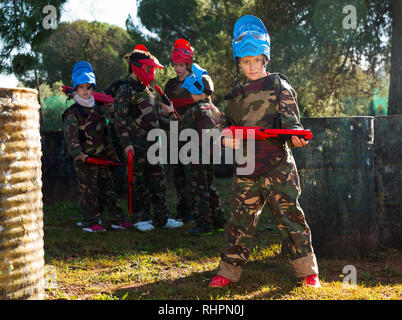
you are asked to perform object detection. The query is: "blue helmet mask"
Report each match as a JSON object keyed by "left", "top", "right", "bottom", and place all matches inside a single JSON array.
[
  {"left": 72, "top": 61, "right": 96, "bottom": 90},
  {"left": 182, "top": 63, "right": 208, "bottom": 95},
  {"left": 232, "top": 15, "right": 270, "bottom": 61}
]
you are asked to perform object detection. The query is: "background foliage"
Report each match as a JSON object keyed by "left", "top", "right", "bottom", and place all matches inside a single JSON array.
[{"left": 1, "top": 0, "right": 398, "bottom": 131}]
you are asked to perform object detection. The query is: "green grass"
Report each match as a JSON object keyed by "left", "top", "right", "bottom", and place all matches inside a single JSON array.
[{"left": 43, "top": 177, "right": 402, "bottom": 300}]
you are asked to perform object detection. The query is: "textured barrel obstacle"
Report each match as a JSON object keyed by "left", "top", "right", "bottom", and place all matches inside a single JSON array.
[{"left": 0, "top": 88, "right": 44, "bottom": 299}]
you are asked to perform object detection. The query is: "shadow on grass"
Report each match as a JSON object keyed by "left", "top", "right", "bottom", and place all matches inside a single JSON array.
[
  {"left": 43, "top": 196, "right": 281, "bottom": 262},
  {"left": 111, "top": 257, "right": 298, "bottom": 300},
  {"left": 44, "top": 222, "right": 231, "bottom": 260}
]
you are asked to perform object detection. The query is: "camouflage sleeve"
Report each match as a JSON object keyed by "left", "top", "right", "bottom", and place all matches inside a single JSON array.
[
  {"left": 63, "top": 109, "right": 84, "bottom": 159},
  {"left": 114, "top": 85, "right": 133, "bottom": 150},
  {"left": 217, "top": 104, "right": 232, "bottom": 130},
  {"left": 104, "top": 134, "right": 120, "bottom": 162},
  {"left": 103, "top": 102, "right": 115, "bottom": 126},
  {"left": 197, "top": 104, "right": 217, "bottom": 131},
  {"left": 278, "top": 84, "right": 304, "bottom": 130},
  {"left": 135, "top": 91, "right": 160, "bottom": 130},
  {"left": 99, "top": 107, "right": 119, "bottom": 161}
]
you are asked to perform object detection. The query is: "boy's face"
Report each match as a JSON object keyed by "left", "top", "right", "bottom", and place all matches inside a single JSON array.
[
  {"left": 238, "top": 54, "right": 267, "bottom": 81},
  {"left": 76, "top": 84, "right": 93, "bottom": 99},
  {"left": 173, "top": 62, "right": 189, "bottom": 79}
]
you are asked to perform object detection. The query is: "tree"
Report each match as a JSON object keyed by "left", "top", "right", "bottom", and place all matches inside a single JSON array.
[
  {"left": 132, "top": 0, "right": 256, "bottom": 108},
  {"left": 24, "top": 21, "right": 135, "bottom": 91},
  {"left": 38, "top": 81, "right": 74, "bottom": 131},
  {"left": 253, "top": 0, "right": 393, "bottom": 116},
  {"left": 133, "top": 0, "right": 390, "bottom": 116},
  {"left": 0, "top": 0, "right": 67, "bottom": 75}
]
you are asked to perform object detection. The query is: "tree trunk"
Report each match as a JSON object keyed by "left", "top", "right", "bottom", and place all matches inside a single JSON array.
[
  {"left": 388, "top": 0, "right": 402, "bottom": 115},
  {"left": 34, "top": 69, "right": 44, "bottom": 129}
]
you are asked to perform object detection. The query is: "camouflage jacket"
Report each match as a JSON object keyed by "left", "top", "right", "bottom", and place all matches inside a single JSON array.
[
  {"left": 221, "top": 73, "right": 304, "bottom": 175},
  {"left": 62, "top": 102, "right": 118, "bottom": 161},
  {"left": 103, "top": 78, "right": 127, "bottom": 128},
  {"left": 179, "top": 99, "right": 218, "bottom": 132},
  {"left": 182, "top": 99, "right": 222, "bottom": 161},
  {"left": 164, "top": 74, "right": 214, "bottom": 118},
  {"left": 114, "top": 77, "right": 160, "bottom": 151},
  {"left": 164, "top": 76, "right": 194, "bottom": 119}
]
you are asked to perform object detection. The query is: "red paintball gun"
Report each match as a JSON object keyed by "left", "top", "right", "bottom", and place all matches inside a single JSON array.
[
  {"left": 154, "top": 84, "right": 182, "bottom": 122},
  {"left": 85, "top": 157, "right": 125, "bottom": 167},
  {"left": 221, "top": 126, "right": 313, "bottom": 141},
  {"left": 86, "top": 155, "right": 132, "bottom": 215},
  {"left": 170, "top": 98, "right": 194, "bottom": 108},
  {"left": 127, "top": 150, "right": 134, "bottom": 215},
  {"left": 62, "top": 85, "right": 115, "bottom": 104}
]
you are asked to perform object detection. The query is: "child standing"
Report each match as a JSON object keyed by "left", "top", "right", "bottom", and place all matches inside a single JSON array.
[
  {"left": 162, "top": 39, "right": 196, "bottom": 223},
  {"left": 208, "top": 16, "right": 320, "bottom": 288},
  {"left": 63, "top": 61, "right": 130, "bottom": 232},
  {"left": 104, "top": 44, "right": 153, "bottom": 223},
  {"left": 161, "top": 52, "right": 226, "bottom": 235},
  {"left": 180, "top": 63, "right": 226, "bottom": 235},
  {"left": 114, "top": 48, "right": 183, "bottom": 232}
]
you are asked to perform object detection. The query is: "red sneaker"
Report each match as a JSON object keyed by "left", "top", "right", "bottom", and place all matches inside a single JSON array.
[
  {"left": 208, "top": 275, "right": 232, "bottom": 288},
  {"left": 302, "top": 274, "right": 321, "bottom": 288}
]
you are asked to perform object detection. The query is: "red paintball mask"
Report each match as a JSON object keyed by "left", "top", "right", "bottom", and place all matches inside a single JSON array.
[
  {"left": 170, "top": 39, "right": 194, "bottom": 65},
  {"left": 132, "top": 58, "right": 164, "bottom": 87}
]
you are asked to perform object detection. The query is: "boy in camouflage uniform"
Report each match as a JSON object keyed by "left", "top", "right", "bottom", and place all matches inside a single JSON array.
[
  {"left": 162, "top": 59, "right": 226, "bottom": 235},
  {"left": 162, "top": 39, "right": 196, "bottom": 222},
  {"left": 114, "top": 48, "right": 183, "bottom": 232},
  {"left": 63, "top": 61, "right": 130, "bottom": 232},
  {"left": 104, "top": 76, "right": 152, "bottom": 221},
  {"left": 209, "top": 16, "right": 320, "bottom": 288},
  {"left": 181, "top": 64, "right": 226, "bottom": 235}
]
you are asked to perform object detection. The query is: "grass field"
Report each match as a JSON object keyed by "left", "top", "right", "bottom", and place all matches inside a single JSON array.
[{"left": 43, "top": 177, "right": 402, "bottom": 300}]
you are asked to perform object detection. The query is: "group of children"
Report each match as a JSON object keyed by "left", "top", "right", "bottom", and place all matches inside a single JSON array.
[{"left": 63, "top": 15, "right": 321, "bottom": 288}]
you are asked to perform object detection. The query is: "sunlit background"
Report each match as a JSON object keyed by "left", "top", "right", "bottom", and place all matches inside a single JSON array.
[{"left": 0, "top": 0, "right": 143, "bottom": 87}]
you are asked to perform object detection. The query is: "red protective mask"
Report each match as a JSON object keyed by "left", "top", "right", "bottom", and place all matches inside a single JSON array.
[
  {"left": 170, "top": 39, "right": 194, "bottom": 65},
  {"left": 132, "top": 59, "right": 164, "bottom": 87},
  {"left": 171, "top": 47, "right": 193, "bottom": 65}
]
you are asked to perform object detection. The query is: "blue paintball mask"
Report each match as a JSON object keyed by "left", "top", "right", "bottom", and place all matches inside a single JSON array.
[
  {"left": 232, "top": 15, "right": 271, "bottom": 61},
  {"left": 182, "top": 63, "right": 208, "bottom": 95},
  {"left": 72, "top": 61, "right": 96, "bottom": 90}
]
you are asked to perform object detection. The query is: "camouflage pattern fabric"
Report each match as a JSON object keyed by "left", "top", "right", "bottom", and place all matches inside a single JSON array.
[
  {"left": 179, "top": 98, "right": 226, "bottom": 230},
  {"left": 216, "top": 74, "right": 319, "bottom": 281},
  {"left": 114, "top": 77, "right": 160, "bottom": 150},
  {"left": 114, "top": 77, "right": 170, "bottom": 226},
  {"left": 164, "top": 77, "right": 195, "bottom": 218},
  {"left": 73, "top": 161, "right": 126, "bottom": 226},
  {"left": 205, "top": 163, "right": 226, "bottom": 229},
  {"left": 103, "top": 101, "right": 124, "bottom": 159},
  {"left": 220, "top": 73, "right": 303, "bottom": 176},
  {"left": 62, "top": 103, "right": 119, "bottom": 161},
  {"left": 171, "top": 162, "right": 193, "bottom": 218},
  {"left": 104, "top": 79, "right": 152, "bottom": 218},
  {"left": 130, "top": 136, "right": 168, "bottom": 226},
  {"left": 163, "top": 75, "right": 225, "bottom": 228},
  {"left": 63, "top": 102, "right": 126, "bottom": 226},
  {"left": 164, "top": 76, "right": 194, "bottom": 119}
]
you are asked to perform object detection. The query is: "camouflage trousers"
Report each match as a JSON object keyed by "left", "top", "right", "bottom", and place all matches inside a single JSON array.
[
  {"left": 182, "top": 162, "right": 226, "bottom": 231},
  {"left": 172, "top": 162, "right": 194, "bottom": 218},
  {"left": 130, "top": 143, "right": 170, "bottom": 227},
  {"left": 74, "top": 160, "right": 127, "bottom": 227},
  {"left": 132, "top": 183, "right": 152, "bottom": 221},
  {"left": 217, "top": 149, "right": 319, "bottom": 281}
]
